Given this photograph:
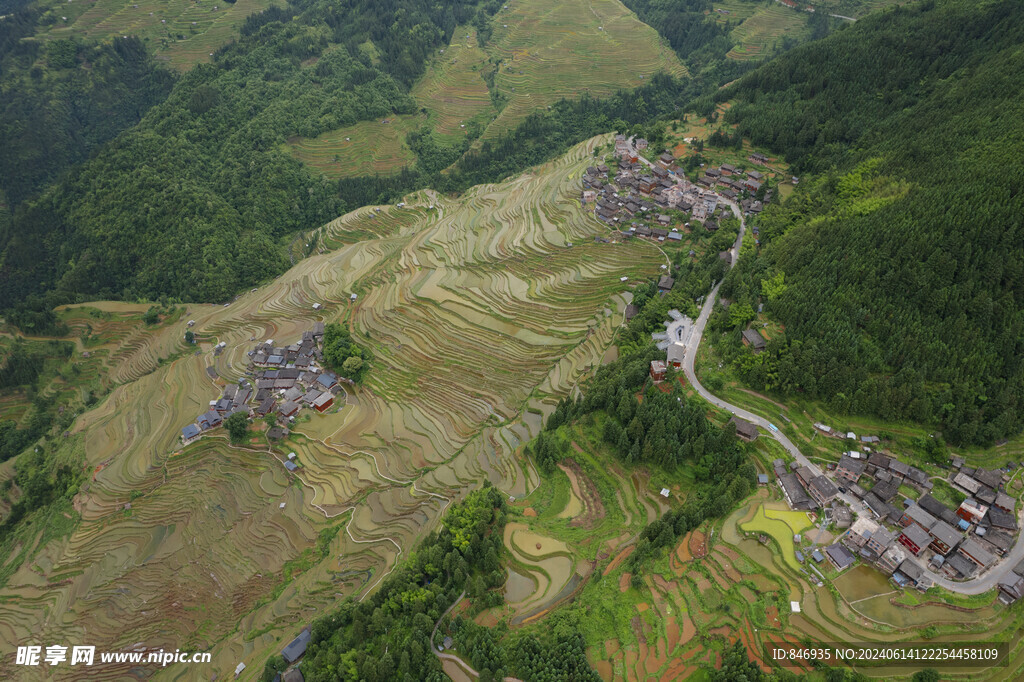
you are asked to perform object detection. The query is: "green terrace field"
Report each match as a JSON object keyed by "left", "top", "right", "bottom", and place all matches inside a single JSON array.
[
  {"left": 480, "top": 0, "right": 687, "bottom": 142},
  {"left": 0, "top": 136, "right": 665, "bottom": 681},
  {"left": 409, "top": 27, "right": 496, "bottom": 139},
  {"left": 35, "top": 0, "right": 276, "bottom": 70},
  {"left": 285, "top": 116, "right": 422, "bottom": 180},
  {"left": 286, "top": 27, "right": 496, "bottom": 179},
  {"left": 491, "top": 393, "right": 1024, "bottom": 680},
  {"left": 712, "top": 0, "right": 811, "bottom": 61},
  {"left": 287, "top": 0, "right": 687, "bottom": 178}
]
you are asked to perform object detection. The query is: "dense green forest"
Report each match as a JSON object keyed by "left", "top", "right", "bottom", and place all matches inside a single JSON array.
[
  {"left": 0, "top": 0, "right": 487, "bottom": 308},
  {"left": 708, "top": 0, "right": 1024, "bottom": 445},
  {"left": 269, "top": 485, "right": 600, "bottom": 681},
  {"left": 1, "top": 0, "right": 773, "bottom": 316},
  {"left": 321, "top": 322, "right": 369, "bottom": 382},
  {"left": 0, "top": 11, "right": 176, "bottom": 206}
]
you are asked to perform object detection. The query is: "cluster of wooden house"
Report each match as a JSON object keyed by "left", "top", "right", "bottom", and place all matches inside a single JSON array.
[
  {"left": 695, "top": 164, "right": 769, "bottom": 209},
  {"left": 791, "top": 440, "right": 1022, "bottom": 599},
  {"left": 181, "top": 323, "right": 342, "bottom": 446},
  {"left": 835, "top": 451, "right": 1019, "bottom": 582},
  {"left": 582, "top": 140, "right": 769, "bottom": 233},
  {"left": 774, "top": 459, "right": 841, "bottom": 512}
]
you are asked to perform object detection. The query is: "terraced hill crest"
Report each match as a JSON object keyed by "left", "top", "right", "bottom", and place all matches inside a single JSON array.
[{"left": 0, "top": 136, "right": 662, "bottom": 680}]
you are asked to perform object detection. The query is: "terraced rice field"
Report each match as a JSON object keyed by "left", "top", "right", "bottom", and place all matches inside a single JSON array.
[
  {"left": 36, "top": 0, "right": 275, "bottom": 70},
  {"left": 581, "top": 484, "right": 1024, "bottom": 681},
  {"left": 0, "top": 136, "right": 662, "bottom": 681},
  {"left": 740, "top": 504, "right": 802, "bottom": 572},
  {"left": 481, "top": 0, "right": 687, "bottom": 142},
  {"left": 505, "top": 522, "right": 576, "bottom": 617},
  {"left": 290, "top": 0, "right": 687, "bottom": 177},
  {"left": 286, "top": 116, "right": 423, "bottom": 179},
  {"left": 712, "top": 1, "right": 811, "bottom": 61},
  {"left": 763, "top": 505, "right": 813, "bottom": 534},
  {"left": 410, "top": 28, "right": 495, "bottom": 139}
]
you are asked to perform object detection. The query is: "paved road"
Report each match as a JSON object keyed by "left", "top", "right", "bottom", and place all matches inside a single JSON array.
[{"left": 624, "top": 138, "right": 1019, "bottom": 595}]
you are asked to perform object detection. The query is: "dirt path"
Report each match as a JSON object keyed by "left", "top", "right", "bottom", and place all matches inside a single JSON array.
[{"left": 431, "top": 592, "right": 526, "bottom": 682}]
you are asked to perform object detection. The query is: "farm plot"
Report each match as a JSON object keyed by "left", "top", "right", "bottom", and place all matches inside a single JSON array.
[
  {"left": 36, "top": 0, "right": 275, "bottom": 70},
  {"left": 0, "top": 135, "right": 662, "bottom": 681},
  {"left": 739, "top": 504, "right": 801, "bottom": 572},
  {"left": 286, "top": 116, "right": 422, "bottom": 180},
  {"left": 555, "top": 457, "right": 606, "bottom": 528},
  {"left": 763, "top": 505, "right": 813, "bottom": 534},
  {"left": 504, "top": 522, "right": 576, "bottom": 616},
  {"left": 713, "top": 1, "right": 811, "bottom": 61},
  {"left": 409, "top": 27, "right": 495, "bottom": 138},
  {"left": 481, "top": 0, "right": 687, "bottom": 142}
]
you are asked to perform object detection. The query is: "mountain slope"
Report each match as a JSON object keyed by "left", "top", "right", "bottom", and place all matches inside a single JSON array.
[{"left": 716, "top": 0, "right": 1024, "bottom": 444}]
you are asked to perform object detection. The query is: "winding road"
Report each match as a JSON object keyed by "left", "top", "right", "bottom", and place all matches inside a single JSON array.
[
  {"left": 626, "top": 139, "right": 1022, "bottom": 596},
  {"left": 431, "top": 590, "right": 525, "bottom": 682}
]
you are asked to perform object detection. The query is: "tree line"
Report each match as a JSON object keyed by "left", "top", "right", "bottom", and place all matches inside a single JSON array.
[
  {"left": 0, "top": 0, "right": 485, "bottom": 309},
  {"left": 702, "top": 0, "right": 1024, "bottom": 445},
  {"left": 274, "top": 484, "right": 602, "bottom": 681}
]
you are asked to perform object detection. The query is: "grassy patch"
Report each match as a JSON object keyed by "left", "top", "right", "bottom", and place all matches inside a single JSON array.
[{"left": 35, "top": 0, "right": 276, "bottom": 71}]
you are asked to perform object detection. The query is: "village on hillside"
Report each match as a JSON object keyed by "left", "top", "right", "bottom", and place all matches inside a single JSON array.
[
  {"left": 580, "top": 134, "right": 774, "bottom": 243},
  {"left": 579, "top": 133, "right": 1024, "bottom": 608},
  {"left": 180, "top": 321, "right": 347, "bottom": 464},
  {"left": 753, "top": 420, "right": 1022, "bottom": 603}
]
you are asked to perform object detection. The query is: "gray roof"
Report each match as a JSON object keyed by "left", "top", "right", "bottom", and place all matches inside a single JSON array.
[
  {"left": 284, "top": 460, "right": 298, "bottom": 472},
  {"left": 730, "top": 416, "right": 759, "bottom": 439},
  {"left": 988, "top": 507, "right": 1017, "bottom": 530},
  {"left": 869, "top": 527, "right": 895, "bottom": 549},
  {"left": 918, "top": 494, "right": 951, "bottom": 519},
  {"left": 974, "top": 468, "right": 1003, "bottom": 490},
  {"left": 889, "top": 460, "right": 910, "bottom": 476},
  {"left": 903, "top": 504, "right": 937, "bottom": 530},
  {"left": 779, "top": 473, "right": 811, "bottom": 508},
  {"left": 825, "top": 544, "right": 856, "bottom": 570},
  {"left": 897, "top": 559, "right": 924, "bottom": 582},
  {"left": 960, "top": 538, "right": 997, "bottom": 567},
  {"left": 867, "top": 452, "right": 891, "bottom": 469},
  {"left": 809, "top": 475, "right": 839, "bottom": 502},
  {"left": 281, "top": 629, "right": 310, "bottom": 663},
  {"left": 952, "top": 472, "right": 982, "bottom": 494},
  {"left": 905, "top": 467, "right": 929, "bottom": 485},
  {"left": 741, "top": 329, "right": 766, "bottom": 349},
  {"left": 985, "top": 529, "right": 1014, "bottom": 552},
  {"left": 900, "top": 524, "right": 931, "bottom": 551},
  {"left": 182, "top": 424, "right": 201, "bottom": 440},
  {"left": 946, "top": 552, "right": 977, "bottom": 578},
  {"left": 928, "top": 521, "right": 961, "bottom": 550},
  {"left": 838, "top": 455, "right": 866, "bottom": 476}
]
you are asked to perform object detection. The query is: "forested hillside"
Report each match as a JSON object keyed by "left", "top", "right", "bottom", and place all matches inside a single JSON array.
[
  {"left": 1, "top": 0, "right": 772, "bottom": 315},
  {"left": 274, "top": 485, "right": 600, "bottom": 682},
  {"left": 0, "top": 0, "right": 488, "bottom": 308},
  {"left": 0, "top": 13, "right": 175, "bottom": 206},
  {"left": 713, "top": 0, "right": 1024, "bottom": 445}
]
